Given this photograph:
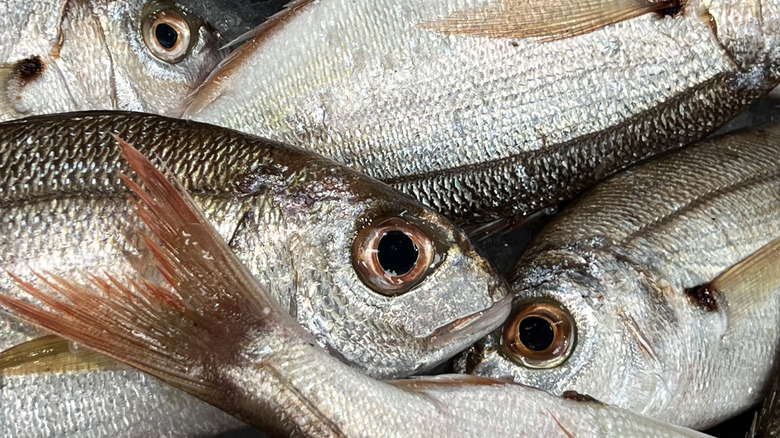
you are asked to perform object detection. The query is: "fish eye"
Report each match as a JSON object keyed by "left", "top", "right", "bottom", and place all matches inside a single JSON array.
[
  {"left": 503, "top": 300, "right": 575, "bottom": 369},
  {"left": 352, "top": 217, "right": 435, "bottom": 296},
  {"left": 141, "top": 6, "right": 193, "bottom": 63}
]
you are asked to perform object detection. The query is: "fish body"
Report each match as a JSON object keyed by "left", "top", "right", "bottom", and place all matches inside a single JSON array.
[
  {"left": 0, "top": 0, "right": 225, "bottom": 121},
  {"left": 460, "top": 123, "right": 780, "bottom": 429},
  {"left": 185, "top": 0, "right": 780, "bottom": 226},
  {"left": 0, "top": 141, "right": 716, "bottom": 438},
  {"left": 0, "top": 111, "right": 508, "bottom": 436}
]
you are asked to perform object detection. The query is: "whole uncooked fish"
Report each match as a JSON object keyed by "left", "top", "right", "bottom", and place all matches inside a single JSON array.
[
  {"left": 459, "top": 123, "right": 780, "bottom": 429},
  {"left": 0, "top": 112, "right": 508, "bottom": 436},
  {"left": 0, "top": 144, "right": 716, "bottom": 438},
  {"left": 0, "top": 0, "right": 225, "bottom": 121},
  {"left": 185, "top": 0, "right": 780, "bottom": 227}
]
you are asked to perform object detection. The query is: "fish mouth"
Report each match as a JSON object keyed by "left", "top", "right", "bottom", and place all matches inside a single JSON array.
[{"left": 425, "top": 293, "right": 513, "bottom": 348}]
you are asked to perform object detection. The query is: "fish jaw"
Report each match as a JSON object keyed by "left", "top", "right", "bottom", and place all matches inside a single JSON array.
[{"left": 699, "top": 0, "right": 780, "bottom": 78}]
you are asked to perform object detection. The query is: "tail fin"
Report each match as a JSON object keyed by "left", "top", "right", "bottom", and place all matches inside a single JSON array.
[{"left": 0, "top": 137, "right": 308, "bottom": 402}]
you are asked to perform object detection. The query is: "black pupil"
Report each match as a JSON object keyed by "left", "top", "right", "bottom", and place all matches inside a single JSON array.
[
  {"left": 518, "top": 316, "right": 555, "bottom": 352},
  {"left": 155, "top": 23, "right": 178, "bottom": 49},
  {"left": 376, "top": 230, "right": 418, "bottom": 276}
]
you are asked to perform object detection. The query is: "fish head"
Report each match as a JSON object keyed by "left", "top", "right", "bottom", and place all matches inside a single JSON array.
[
  {"left": 697, "top": 0, "right": 780, "bottom": 79},
  {"left": 1, "top": 0, "right": 225, "bottom": 121},
  {"left": 458, "top": 248, "right": 675, "bottom": 410},
  {"left": 232, "top": 153, "right": 511, "bottom": 379}
]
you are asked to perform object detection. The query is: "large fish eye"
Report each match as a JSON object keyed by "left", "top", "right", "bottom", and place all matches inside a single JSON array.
[
  {"left": 141, "top": 4, "right": 193, "bottom": 63},
  {"left": 353, "top": 217, "right": 435, "bottom": 296},
  {"left": 503, "top": 300, "right": 575, "bottom": 369}
]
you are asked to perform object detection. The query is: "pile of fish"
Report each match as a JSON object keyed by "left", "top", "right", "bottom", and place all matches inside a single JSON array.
[{"left": 1, "top": 0, "right": 780, "bottom": 436}]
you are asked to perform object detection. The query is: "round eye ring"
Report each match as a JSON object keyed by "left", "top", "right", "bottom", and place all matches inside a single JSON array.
[
  {"left": 503, "top": 300, "right": 576, "bottom": 369},
  {"left": 353, "top": 217, "right": 435, "bottom": 297},
  {"left": 142, "top": 8, "right": 192, "bottom": 63}
]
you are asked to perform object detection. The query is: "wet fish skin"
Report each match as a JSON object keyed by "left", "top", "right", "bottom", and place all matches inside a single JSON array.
[
  {"left": 1, "top": 368, "right": 248, "bottom": 437},
  {"left": 0, "top": 111, "right": 508, "bottom": 376},
  {"left": 0, "top": 143, "right": 716, "bottom": 438},
  {"left": 0, "top": 111, "right": 508, "bottom": 436},
  {"left": 460, "top": 123, "right": 780, "bottom": 429},
  {"left": 0, "top": 0, "right": 225, "bottom": 121},
  {"left": 185, "top": 0, "right": 780, "bottom": 226}
]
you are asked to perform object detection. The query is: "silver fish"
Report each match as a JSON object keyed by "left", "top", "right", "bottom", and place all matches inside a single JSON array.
[
  {"left": 459, "top": 123, "right": 780, "bottom": 429},
  {"left": 0, "top": 142, "right": 716, "bottom": 438},
  {"left": 0, "top": 0, "right": 225, "bottom": 121},
  {"left": 0, "top": 112, "right": 508, "bottom": 436},
  {"left": 184, "top": 0, "right": 780, "bottom": 228}
]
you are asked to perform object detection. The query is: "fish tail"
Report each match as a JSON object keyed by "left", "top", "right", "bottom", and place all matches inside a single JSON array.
[{"left": 0, "top": 137, "right": 309, "bottom": 407}]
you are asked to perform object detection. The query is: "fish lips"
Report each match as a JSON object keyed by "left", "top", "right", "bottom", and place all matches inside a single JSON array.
[{"left": 425, "top": 292, "right": 513, "bottom": 349}]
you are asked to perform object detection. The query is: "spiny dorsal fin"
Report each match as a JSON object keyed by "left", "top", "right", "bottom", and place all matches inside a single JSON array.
[
  {"left": 0, "top": 136, "right": 309, "bottom": 405},
  {"left": 420, "top": 0, "right": 678, "bottom": 41},
  {"left": 0, "top": 335, "right": 123, "bottom": 376}
]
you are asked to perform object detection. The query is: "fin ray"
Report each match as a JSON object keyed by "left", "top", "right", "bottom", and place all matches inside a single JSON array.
[
  {"left": 420, "top": 0, "right": 677, "bottom": 41},
  {"left": 0, "top": 137, "right": 307, "bottom": 405},
  {"left": 708, "top": 237, "right": 780, "bottom": 324},
  {"left": 0, "top": 335, "right": 123, "bottom": 376}
]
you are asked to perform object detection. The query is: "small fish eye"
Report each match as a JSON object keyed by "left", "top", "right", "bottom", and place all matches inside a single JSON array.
[
  {"left": 353, "top": 217, "right": 435, "bottom": 296},
  {"left": 142, "top": 8, "right": 192, "bottom": 63},
  {"left": 503, "top": 300, "right": 575, "bottom": 369}
]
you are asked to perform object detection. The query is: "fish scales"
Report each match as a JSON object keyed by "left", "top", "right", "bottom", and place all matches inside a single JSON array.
[
  {"left": 0, "top": 0, "right": 225, "bottom": 121},
  {"left": 0, "top": 140, "right": 715, "bottom": 437},
  {"left": 463, "top": 123, "right": 780, "bottom": 429},
  {"left": 0, "top": 111, "right": 508, "bottom": 436},
  {"left": 185, "top": 0, "right": 780, "bottom": 225}
]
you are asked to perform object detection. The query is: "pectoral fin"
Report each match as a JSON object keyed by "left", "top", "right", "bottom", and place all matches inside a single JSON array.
[
  {"left": 0, "top": 335, "right": 123, "bottom": 376},
  {"left": 685, "top": 237, "right": 780, "bottom": 322},
  {"left": 420, "top": 0, "right": 678, "bottom": 41}
]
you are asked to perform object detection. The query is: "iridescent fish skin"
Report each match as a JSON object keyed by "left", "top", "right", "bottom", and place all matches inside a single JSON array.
[
  {"left": 0, "top": 141, "right": 715, "bottom": 438},
  {"left": 0, "top": 111, "right": 508, "bottom": 436},
  {"left": 0, "top": 0, "right": 225, "bottom": 121},
  {"left": 460, "top": 123, "right": 780, "bottom": 429},
  {"left": 185, "top": 0, "right": 780, "bottom": 227}
]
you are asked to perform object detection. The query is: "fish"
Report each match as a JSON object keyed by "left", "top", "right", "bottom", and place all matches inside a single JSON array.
[
  {"left": 184, "top": 0, "right": 780, "bottom": 230},
  {"left": 0, "top": 111, "right": 509, "bottom": 436},
  {"left": 0, "top": 139, "right": 717, "bottom": 438},
  {"left": 457, "top": 123, "right": 780, "bottom": 430},
  {"left": 0, "top": 0, "right": 226, "bottom": 122}
]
